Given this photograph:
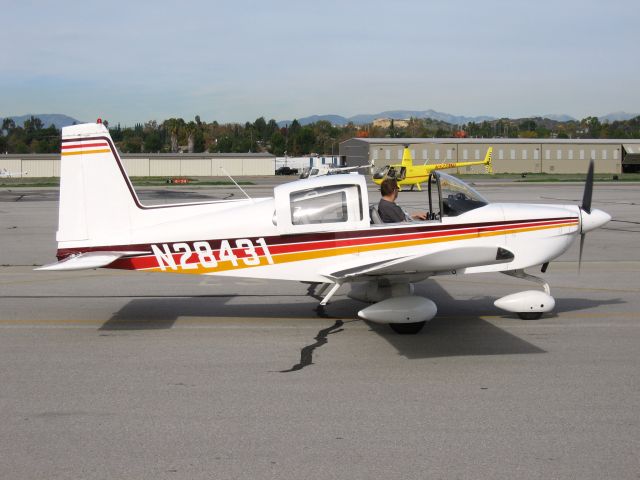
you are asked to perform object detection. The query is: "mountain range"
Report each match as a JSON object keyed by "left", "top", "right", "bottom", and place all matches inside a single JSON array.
[
  {"left": 278, "top": 110, "right": 639, "bottom": 127},
  {"left": 277, "top": 110, "right": 495, "bottom": 127},
  {"left": 2, "top": 114, "right": 82, "bottom": 130},
  {"left": 2, "top": 111, "right": 638, "bottom": 130}
]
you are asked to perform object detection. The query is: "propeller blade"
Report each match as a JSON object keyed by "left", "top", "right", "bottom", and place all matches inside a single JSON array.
[
  {"left": 581, "top": 160, "right": 594, "bottom": 214},
  {"left": 578, "top": 233, "right": 586, "bottom": 273}
]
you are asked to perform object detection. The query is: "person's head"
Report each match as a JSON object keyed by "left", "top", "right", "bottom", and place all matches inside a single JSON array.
[{"left": 380, "top": 177, "right": 399, "bottom": 201}]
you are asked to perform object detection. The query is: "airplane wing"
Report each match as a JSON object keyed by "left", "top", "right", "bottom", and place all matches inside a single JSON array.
[
  {"left": 329, "top": 163, "right": 372, "bottom": 173},
  {"left": 35, "top": 251, "right": 149, "bottom": 271},
  {"left": 324, "top": 246, "right": 513, "bottom": 281}
]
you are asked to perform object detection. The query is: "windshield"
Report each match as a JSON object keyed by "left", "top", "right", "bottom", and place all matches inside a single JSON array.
[
  {"left": 372, "top": 165, "right": 405, "bottom": 180},
  {"left": 437, "top": 172, "right": 489, "bottom": 216},
  {"left": 373, "top": 165, "right": 390, "bottom": 179}
]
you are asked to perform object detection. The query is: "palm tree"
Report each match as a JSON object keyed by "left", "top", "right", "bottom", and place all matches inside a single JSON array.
[
  {"left": 184, "top": 121, "right": 197, "bottom": 153},
  {"left": 163, "top": 118, "right": 184, "bottom": 152}
]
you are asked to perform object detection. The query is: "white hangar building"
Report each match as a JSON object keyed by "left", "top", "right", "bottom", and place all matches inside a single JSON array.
[
  {"left": 339, "top": 138, "right": 640, "bottom": 174},
  {"left": 0, "top": 152, "right": 276, "bottom": 178}
]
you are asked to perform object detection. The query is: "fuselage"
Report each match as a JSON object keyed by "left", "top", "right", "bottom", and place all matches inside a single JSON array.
[{"left": 57, "top": 199, "right": 580, "bottom": 283}]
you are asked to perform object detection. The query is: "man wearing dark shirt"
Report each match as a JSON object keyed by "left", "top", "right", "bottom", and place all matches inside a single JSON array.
[{"left": 377, "top": 178, "right": 427, "bottom": 223}]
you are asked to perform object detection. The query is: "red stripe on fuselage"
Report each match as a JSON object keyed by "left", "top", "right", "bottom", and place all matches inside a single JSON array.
[
  {"left": 101, "top": 217, "right": 578, "bottom": 271},
  {"left": 61, "top": 142, "right": 109, "bottom": 150},
  {"left": 57, "top": 216, "right": 579, "bottom": 262}
]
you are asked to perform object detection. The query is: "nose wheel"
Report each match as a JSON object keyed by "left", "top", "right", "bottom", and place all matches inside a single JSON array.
[{"left": 495, "top": 270, "right": 555, "bottom": 320}]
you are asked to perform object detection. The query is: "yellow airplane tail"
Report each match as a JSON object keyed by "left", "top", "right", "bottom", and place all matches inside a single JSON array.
[
  {"left": 484, "top": 147, "right": 493, "bottom": 174},
  {"left": 401, "top": 146, "right": 413, "bottom": 168}
]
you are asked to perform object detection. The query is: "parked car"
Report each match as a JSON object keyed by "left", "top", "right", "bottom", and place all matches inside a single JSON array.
[{"left": 275, "top": 166, "right": 299, "bottom": 175}]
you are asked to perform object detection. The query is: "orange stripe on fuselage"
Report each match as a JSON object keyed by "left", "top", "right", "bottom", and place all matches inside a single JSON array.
[
  {"left": 138, "top": 221, "right": 577, "bottom": 275},
  {"left": 61, "top": 149, "right": 111, "bottom": 156}
]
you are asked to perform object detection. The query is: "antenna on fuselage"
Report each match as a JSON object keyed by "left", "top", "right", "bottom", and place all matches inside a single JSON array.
[{"left": 219, "top": 166, "right": 253, "bottom": 202}]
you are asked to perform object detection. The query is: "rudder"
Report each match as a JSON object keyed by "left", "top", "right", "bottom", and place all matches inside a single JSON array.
[{"left": 58, "top": 123, "right": 140, "bottom": 245}]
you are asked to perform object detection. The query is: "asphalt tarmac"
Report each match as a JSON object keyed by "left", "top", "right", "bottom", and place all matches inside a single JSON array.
[{"left": 1, "top": 179, "right": 639, "bottom": 479}]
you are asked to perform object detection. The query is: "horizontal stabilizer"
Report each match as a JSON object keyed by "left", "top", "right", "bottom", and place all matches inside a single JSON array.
[
  {"left": 327, "top": 246, "right": 513, "bottom": 280},
  {"left": 35, "top": 251, "right": 148, "bottom": 271}
]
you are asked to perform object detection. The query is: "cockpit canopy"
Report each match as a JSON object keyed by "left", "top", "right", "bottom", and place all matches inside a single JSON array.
[
  {"left": 274, "top": 169, "right": 487, "bottom": 232},
  {"left": 373, "top": 168, "right": 489, "bottom": 219},
  {"left": 299, "top": 167, "right": 319, "bottom": 179},
  {"left": 431, "top": 172, "right": 489, "bottom": 217},
  {"left": 373, "top": 165, "right": 406, "bottom": 181}
]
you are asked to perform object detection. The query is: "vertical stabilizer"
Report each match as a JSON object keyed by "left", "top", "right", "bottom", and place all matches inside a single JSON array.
[
  {"left": 484, "top": 147, "right": 493, "bottom": 174},
  {"left": 401, "top": 146, "right": 413, "bottom": 168},
  {"left": 58, "top": 123, "right": 139, "bottom": 245}
]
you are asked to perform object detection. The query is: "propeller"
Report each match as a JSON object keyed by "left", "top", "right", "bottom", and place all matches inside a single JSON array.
[
  {"left": 578, "top": 233, "right": 586, "bottom": 273},
  {"left": 581, "top": 160, "right": 594, "bottom": 214},
  {"left": 578, "top": 160, "right": 594, "bottom": 272}
]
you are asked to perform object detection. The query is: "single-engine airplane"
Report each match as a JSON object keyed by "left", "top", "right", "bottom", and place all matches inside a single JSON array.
[
  {"left": 0, "top": 168, "right": 29, "bottom": 178},
  {"left": 373, "top": 145, "right": 493, "bottom": 191},
  {"left": 38, "top": 122, "right": 611, "bottom": 334},
  {"left": 299, "top": 163, "right": 371, "bottom": 179}
]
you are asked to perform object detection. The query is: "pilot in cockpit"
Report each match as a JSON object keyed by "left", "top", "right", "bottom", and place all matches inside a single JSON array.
[{"left": 378, "top": 178, "right": 427, "bottom": 223}]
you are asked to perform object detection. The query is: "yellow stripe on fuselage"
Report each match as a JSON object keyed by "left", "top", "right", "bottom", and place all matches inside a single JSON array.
[
  {"left": 141, "top": 221, "right": 577, "bottom": 275},
  {"left": 264, "top": 222, "right": 577, "bottom": 268},
  {"left": 61, "top": 149, "right": 111, "bottom": 156}
]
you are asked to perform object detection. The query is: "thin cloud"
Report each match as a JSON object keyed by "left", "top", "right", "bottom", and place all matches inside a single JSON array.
[{"left": 2, "top": 0, "right": 639, "bottom": 124}]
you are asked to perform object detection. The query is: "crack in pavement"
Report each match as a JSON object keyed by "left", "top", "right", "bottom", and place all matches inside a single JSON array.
[{"left": 280, "top": 320, "right": 344, "bottom": 373}]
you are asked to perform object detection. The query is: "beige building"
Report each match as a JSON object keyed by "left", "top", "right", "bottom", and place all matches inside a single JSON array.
[
  {"left": 339, "top": 138, "right": 640, "bottom": 174},
  {"left": 0, "top": 152, "right": 276, "bottom": 178},
  {"left": 372, "top": 118, "right": 410, "bottom": 129}
]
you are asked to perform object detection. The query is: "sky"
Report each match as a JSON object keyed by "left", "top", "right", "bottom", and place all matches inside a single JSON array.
[{"left": 2, "top": 0, "right": 639, "bottom": 125}]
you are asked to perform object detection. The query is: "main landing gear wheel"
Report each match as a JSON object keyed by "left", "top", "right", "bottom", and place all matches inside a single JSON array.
[
  {"left": 517, "top": 312, "right": 543, "bottom": 320},
  {"left": 389, "top": 321, "right": 426, "bottom": 335},
  {"left": 496, "top": 271, "right": 555, "bottom": 321}
]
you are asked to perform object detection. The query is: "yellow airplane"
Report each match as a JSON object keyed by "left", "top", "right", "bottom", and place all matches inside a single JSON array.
[{"left": 373, "top": 146, "right": 493, "bottom": 191}]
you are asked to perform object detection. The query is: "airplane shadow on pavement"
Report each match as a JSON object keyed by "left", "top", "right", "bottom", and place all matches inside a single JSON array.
[
  {"left": 365, "top": 280, "right": 548, "bottom": 359},
  {"left": 100, "top": 294, "right": 546, "bottom": 361},
  {"left": 98, "top": 277, "right": 622, "bottom": 361},
  {"left": 100, "top": 272, "right": 622, "bottom": 362}
]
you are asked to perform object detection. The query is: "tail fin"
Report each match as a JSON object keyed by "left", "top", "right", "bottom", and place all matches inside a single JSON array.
[
  {"left": 58, "top": 123, "right": 140, "bottom": 245},
  {"left": 483, "top": 147, "right": 493, "bottom": 174},
  {"left": 401, "top": 146, "right": 414, "bottom": 168}
]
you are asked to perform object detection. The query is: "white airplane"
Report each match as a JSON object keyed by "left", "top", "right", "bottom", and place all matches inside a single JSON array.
[
  {"left": 38, "top": 122, "right": 611, "bottom": 334},
  {"left": 0, "top": 168, "right": 28, "bottom": 178},
  {"left": 299, "top": 163, "right": 371, "bottom": 179}
]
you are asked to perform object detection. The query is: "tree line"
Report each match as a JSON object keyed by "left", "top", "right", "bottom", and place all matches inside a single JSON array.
[
  {"left": 106, "top": 116, "right": 350, "bottom": 156},
  {"left": 0, "top": 117, "right": 60, "bottom": 154},
  {"left": 2, "top": 114, "right": 640, "bottom": 155}
]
